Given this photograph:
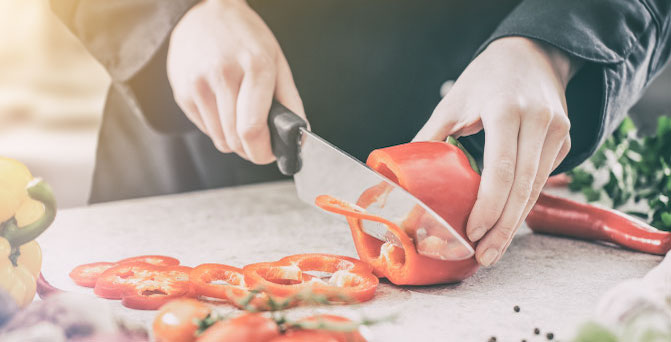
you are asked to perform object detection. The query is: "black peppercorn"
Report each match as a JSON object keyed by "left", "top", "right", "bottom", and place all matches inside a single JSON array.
[
  {"left": 513, "top": 305, "right": 520, "bottom": 312},
  {"left": 546, "top": 332, "right": 554, "bottom": 340},
  {"left": 534, "top": 328, "right": 540, "bottom": 335},
  {"left": 488, "top": 337, "right": 497, "bottom": 342}
]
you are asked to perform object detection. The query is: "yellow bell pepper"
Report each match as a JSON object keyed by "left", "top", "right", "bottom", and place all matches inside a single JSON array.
[
  {"left": 0, "top": 238, "right": 41, "bottom": 307},
  {"left": 0, "top": 157, "right": 56, "bottom": 307}
]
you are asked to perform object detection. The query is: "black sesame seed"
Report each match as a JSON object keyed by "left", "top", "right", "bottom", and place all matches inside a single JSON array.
[
  {"left": 534, "top": 328, "right": 541, "bottom": 335},
  {"left": 513, "top": 305, "right": 520, "bottom": 312},
  {"left": 546, "top": 332, "right": 554, "bottom": 340}
]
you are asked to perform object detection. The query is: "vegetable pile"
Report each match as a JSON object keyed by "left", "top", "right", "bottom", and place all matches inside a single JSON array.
[
  {"left": 70, "top": 253, "right": 379, "bottom": 311},
  {"left": 153, "top": 297, "right": 382, "bottom": 342},
  {"left": 318, "top": 140, "right": 481, "bottom": 285},
  {"left": 0, "top": 157, "right": 57, "bottom": 308}
]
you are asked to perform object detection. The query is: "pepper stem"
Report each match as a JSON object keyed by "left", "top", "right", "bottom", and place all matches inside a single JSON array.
[
  {"left": 1, "top": 178, "right": 57, "bottom": 249},
  {"left": 447, "top": 136, "right": 481, "bottom": 174}
]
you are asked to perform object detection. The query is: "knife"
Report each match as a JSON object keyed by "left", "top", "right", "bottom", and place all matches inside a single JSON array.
[{"left": 267, "top": 101, "right": 474, "bottom": 261}]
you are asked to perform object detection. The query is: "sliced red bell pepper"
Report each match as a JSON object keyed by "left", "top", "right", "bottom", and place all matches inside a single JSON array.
[
  {"left": 526, "top": 192, "right": 671, "bottom": 255},
  {"left": 243, "top": 254, "right": 378, "bottom": 304},
  {"left": 117, "top": 255, "right": 180, "bottom": 267},
  {"left": 121, "top": 276, "right": 193, "bottom": 310},
  {"left": 317, "top": 141, "right": 480, "bottom": 285},
  {"left": 70, "top": 255, "right": 180, "bottom": 289},
  {"left": 94, "top": 262, "right": 158, "bottom": 299},
  {"left": 93, "top": 262, "right": 193, "bottom": 307},
  {"left": 69, "top": 262, "right": 115, "bottom": 288},
  {"left": 189, "top": 263, "right": 270, "bottom": 309}
]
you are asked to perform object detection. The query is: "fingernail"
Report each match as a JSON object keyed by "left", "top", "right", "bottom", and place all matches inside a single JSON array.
[
  {"left": 468, "top": 226, "right": 487, "bottom": 242},
  {"left": 480, "top": 249, "right": 499, "bottom": 267}
]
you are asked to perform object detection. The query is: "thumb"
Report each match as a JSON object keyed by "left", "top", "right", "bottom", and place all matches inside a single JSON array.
[{"left": 274, "top": 53, "right": 309, "bottom": 128}]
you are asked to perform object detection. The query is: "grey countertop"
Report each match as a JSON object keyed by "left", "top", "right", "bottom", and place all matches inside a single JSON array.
[{"left": 37, "top": 181, "right": 662, "bottom": 341}]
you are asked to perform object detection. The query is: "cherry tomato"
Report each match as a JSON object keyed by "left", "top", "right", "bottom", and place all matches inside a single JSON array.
[
  {"left": 153, "top": 298, "right": 211, "bottom": 342},
  {"left": 196, "top": 313, "right": 280, "bottom": 342}
]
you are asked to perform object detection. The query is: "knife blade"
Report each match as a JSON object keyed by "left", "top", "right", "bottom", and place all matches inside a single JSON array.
[{"left": 268, "top": 101, "right": 474, "bottom": 261}]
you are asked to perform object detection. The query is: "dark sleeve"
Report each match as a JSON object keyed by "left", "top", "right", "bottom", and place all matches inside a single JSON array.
[
  {"left": 460, "top": 0, "right": 671, "bottom": 174},
  {"left": 50, "top": 0, "right": 199, "bottom": 82}
]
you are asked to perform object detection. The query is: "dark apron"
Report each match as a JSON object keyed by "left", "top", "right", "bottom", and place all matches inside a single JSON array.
[{"left": 90, "top": 0, "right": 520, "bottom": 203}]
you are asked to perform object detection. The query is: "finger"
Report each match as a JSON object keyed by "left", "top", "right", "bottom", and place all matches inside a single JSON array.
[
  {"left": 551, "top": 135, "right": 571, "bottom": 171},
  {"left": 193, "top": 79, "right": 231, "bottom": 153},
  {"left": 212, "top": 66, "right": 246, "bottom": 158},
  {"left": 236, "top": 56, "right": 276, "bottom": 164},
  {"left": 413, "top": 95, "right": 479, "bottom": 141},
  {"left": 474, "top": 108, "right": 552, "bottom": 266},
  {"left": 465, "top": 106, "right": 520, "bottom": 243},
  {"left": 274, "top": 53, "right": 308, "bottom": 126},
  {"left": 515, "top": 119, "right": 571, "bottom": 231},
  {"left": 177, "top": 99, "right": 207, "bottom": 134}
]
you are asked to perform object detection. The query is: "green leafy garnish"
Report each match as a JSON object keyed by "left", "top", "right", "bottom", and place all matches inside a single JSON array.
[{"left": 567, "top": 116, "right": 671, "bottom": 231}]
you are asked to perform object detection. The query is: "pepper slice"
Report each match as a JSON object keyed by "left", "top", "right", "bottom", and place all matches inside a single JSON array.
[
  {"left": 94, "top": 262, "right": 158, "bottom": 299},
  {"left": 243, "top": 254, "right": 378, "bottom": 304},
  {"left": 117, "top": 255, "right": 180, "bottom": 267},
  {"left": 69, "top": 262, "right": 115, "bottom": 288},
  {"left": 189, "top": 263, "right": 268, "bottom": 308},
  {"left": 121, "top": 276, "right": 193, "bottom": 310},
  {"left": 317, "top": 142, "right": 480, "bottom": 285}
]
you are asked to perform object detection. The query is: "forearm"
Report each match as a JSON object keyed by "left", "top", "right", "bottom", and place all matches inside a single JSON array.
[{"left": 49, "top": 0, "right": 199, "bottom": 82}]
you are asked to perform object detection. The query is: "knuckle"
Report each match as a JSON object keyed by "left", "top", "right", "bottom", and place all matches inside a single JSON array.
[
  {"left": 240, "top": 51, "right": 274, "bottom": 73},
  {"left": 215, "top": 62, "right": 240, "bottom": 79},
  {"left": 552, "top": 115, "right": 571, "bottom": 136},
  {"left": 494, "top": 222, "right": 517, "bottom": 240},
  {"left": 238, "top": 122, "right": 267, "bottom": 141}
]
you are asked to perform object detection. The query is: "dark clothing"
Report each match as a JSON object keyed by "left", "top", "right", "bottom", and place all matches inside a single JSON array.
[{"left": 50, "top": 0, "right": 671, "bottom": 203}]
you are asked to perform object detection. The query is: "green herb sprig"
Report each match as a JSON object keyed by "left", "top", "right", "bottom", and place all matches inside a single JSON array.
[{"left": 566, "top": 116, "right": 671, "bottom": 231}]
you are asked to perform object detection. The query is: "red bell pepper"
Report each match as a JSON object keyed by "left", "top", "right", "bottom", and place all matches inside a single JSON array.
[
  {"left": 526, "top": 192, "right": 671, "bottom": 255},
  {"left": 243, "top": 254, "right": 378, "bottom": 304},
  {"left": 117, "top": 255, "right": 180, "bottom": 267},
  {"left": 317, "top": 141, "right": 480, "bottom": 285}
]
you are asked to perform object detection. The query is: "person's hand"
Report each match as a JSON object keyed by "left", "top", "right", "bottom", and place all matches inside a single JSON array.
[
  {"left": 167, "top": 0, "right": 307, "bottom": 163},
  {"left": 414, "top": 37, "right": 580, "bottom": 266}
]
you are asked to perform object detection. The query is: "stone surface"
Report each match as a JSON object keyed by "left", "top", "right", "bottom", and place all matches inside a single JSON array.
[{"left": 37, "top": 181, "right": 663, "bottom": 341}]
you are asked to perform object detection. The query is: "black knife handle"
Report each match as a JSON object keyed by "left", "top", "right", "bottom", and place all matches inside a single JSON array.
[{"left": 268, "top": 101, "right": 308, "bottom": 175}]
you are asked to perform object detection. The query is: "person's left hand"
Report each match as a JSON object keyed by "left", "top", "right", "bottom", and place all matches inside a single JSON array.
[{"left": 414, "top": 37, "right": 580, "bottom": 267}]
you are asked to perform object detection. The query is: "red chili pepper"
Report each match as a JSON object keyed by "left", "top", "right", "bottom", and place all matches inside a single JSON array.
[
  {"left": 527, "top": 192, "right": 671, "bottom": 255},
  {"left": 317, "top": 141, "right": 480, "bottom": 285},
  {"left": 121, "top": 277, "right": 193, "bottom": 310},
  {"left": 243, "top": 254, "right": 378, "bottom": 304},
  {"left": 94, "top": 262, "right": 159, "bottom": 299},
  {"left": 69, "top": 262, "right": 115, "bottom": 288}
]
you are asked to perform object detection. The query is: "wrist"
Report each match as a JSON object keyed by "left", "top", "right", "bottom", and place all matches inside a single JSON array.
[{"left": 488, "top": 36, "right": 583, "bottom": 88}]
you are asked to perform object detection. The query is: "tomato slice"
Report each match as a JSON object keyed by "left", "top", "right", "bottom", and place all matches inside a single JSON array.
[
  {"left": 117, "top": 255, "right": 180, "bottom": 267},
  {"left": 69, "top": 262, "right": 115, "bottom": 288},
  {"left": 243, "top": 254, "right": 378, "bottom": 304}
]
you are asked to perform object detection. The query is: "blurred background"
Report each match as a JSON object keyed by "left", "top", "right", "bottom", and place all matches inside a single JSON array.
[{"left": 1, "top": 0, "right": 669, "bottom": 208}]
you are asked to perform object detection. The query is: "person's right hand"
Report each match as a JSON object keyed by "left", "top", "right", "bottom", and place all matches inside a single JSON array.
[{"left": 167, "top": 0, "right": 307, "bottom": 164}]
